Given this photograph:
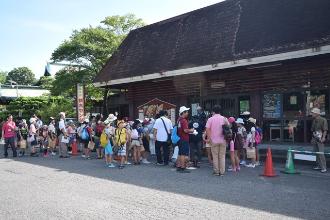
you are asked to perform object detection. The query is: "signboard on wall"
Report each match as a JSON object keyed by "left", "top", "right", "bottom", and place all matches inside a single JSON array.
[
  {"left": 137, "top": 98, "right": 176, "bottom": 123},
  {"left": 76, "top": 83, "right": 85, "bottom": 123},
  {"left": 263, "top": 94, "right": 281, "bottom": 118}
]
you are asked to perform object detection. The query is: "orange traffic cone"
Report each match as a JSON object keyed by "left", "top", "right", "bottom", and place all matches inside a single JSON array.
[
  {"left": 260, "top": 147, "right": 277, "bottom": 177},
  {"left": 71, "top": 140, "right": 78, "bottom": 156}
]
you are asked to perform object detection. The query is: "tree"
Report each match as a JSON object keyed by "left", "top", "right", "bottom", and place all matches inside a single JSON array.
[
  {"left": 6, "top": 67, "right": 36, "bottom": 85},
  {"left": 50, "top": 14, "right": 145, "bottom": 111},
  {"left": 35, "top": 76, "right": 54, "bottom": 90},
  {"left": 0, "top": 70, "right": 7, "bottom": 84}
]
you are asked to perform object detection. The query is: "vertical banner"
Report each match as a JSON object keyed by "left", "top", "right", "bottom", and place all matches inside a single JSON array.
[{"left": 77, "top": 83, "right": 85, "bottom": 123}]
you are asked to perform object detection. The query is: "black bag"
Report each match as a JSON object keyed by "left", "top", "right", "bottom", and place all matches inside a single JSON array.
[
  {"left": 160, "top": 118, "right": 172, "bottom": 145},
  {"left": 222, "top": 124, "right": 233, "bottom": 141}
]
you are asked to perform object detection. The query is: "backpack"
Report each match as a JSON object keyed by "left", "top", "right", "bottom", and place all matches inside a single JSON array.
[
  {"left": 222, "top": 124, "right": 233, "bottom": 141},
  {"left": 255, "top": 129, "right": 262, "bottom": 145},
  {"left": 100, "top": 130, "right": 108, "bottom": 147},
  {"left": 80, "top": 126, "right": 90, "bottom": 141},
  {"left": 114, "top": 128, "right": 127, "bottom": 146},
  {"left": 171, "top": 126, "right": 180, "bottom": 145},
  {"left": 95, "top": 124, "right": 103, "bottom": 137}
]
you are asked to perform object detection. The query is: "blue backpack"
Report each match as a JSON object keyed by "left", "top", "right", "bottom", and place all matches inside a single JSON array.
[
  {"left": 171, "top": 126, "right": 180, "bottom": 145},
  {"left": 80, "top": 127, "right": 90, "bottom": 141}
]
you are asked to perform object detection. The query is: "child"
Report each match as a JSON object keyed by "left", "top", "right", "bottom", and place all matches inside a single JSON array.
[
  {"left": 103, "top": 123, "right": 115, "bottom": 168},
  {"left": 114, "top": 120, "right": 129, "bottom": 169},
  {"left": 245, "top": 118, "right": 257, "bottom": 168},
  {"left": 234, "top": 118, "right": 247, "bottom": 171},
  {"left": 131, "top": 120, "right": 142, "bottom": 165},
  {"left": 227, "top": 117, "right": 238, "bottom": 172},
  {"left": 202, "top": 131, "right": 213, "bottom": 165},
  {"left": 40, "top": 125, "right": 49, "bottom": 157}
]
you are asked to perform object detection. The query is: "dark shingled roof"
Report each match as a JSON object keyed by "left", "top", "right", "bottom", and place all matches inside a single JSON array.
[{"left": 94, "top": 0, "right": 330, "bottom": 84}]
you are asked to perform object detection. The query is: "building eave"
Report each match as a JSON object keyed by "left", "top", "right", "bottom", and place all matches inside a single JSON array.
[{"left": 94, "top": 45, "right": 330, "bottom": 88}]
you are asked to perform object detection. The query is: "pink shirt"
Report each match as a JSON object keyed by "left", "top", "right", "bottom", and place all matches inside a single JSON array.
[
  {"left": 2, "top": 121, "right": 16, "bottom": 138},
  {"left": 205, "top": 114, "right": 228, "bottom": 144}
]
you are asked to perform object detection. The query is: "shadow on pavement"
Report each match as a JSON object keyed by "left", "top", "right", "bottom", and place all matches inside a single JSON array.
[{"left": 1, "top": 147, "right": 329, "bottom": 220}]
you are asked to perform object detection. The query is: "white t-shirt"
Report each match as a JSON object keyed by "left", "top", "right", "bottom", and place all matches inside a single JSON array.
[
  {"left": 48, "top": 123, "right": 56, "bottom": 134},
  {"left": 59, "top": 119, "right": 66, "bottom": 133},
  {"left": 153, "top": 116, "right": 173, "bottom": 142}
]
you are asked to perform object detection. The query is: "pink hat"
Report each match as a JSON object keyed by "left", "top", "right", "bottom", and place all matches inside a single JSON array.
[{"left": 228, "top": 117, "right": 235, "bottom": 123}]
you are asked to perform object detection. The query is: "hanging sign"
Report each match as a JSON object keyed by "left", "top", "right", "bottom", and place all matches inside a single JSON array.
[{"left": 76, "top": 83, "right": 85, "bottom": 123}]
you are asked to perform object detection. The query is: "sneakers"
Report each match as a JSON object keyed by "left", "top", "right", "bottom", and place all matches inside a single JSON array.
[
  {"left": 176, "top": 168, "right": 190, "bottom": 173},
  {"left": 313, "top": 166, "right": 322, "bottom": 170},
  {"left": 320, "top": 169, "right": 327, "bottom": 173},
  {"left": 186, "top": 166, "right": 196, "bottom": 170},
  {"left": 228, "top": 167, "right": 236, "bottom": 172},
  {"left": 141, "top": 159, "right": 151, "bottom": 164},
  {"left": 213, "top": 172, "right": 220, "bottom": 176},
  {"left": 108, "top": 163, "right": 116, "bottom": 168},
  {"left": 51, "top": 152, "right": 56, "bottom": 156},
  {"left": 156, "top": 162, "right": 164, "bottom": 166},
  {"left": 255, "top": 161, "right": 261, "bottom": 166},
  {"left": 125, "top": 161, "right": 132, "bottom": 165},
  {"left": 239, "top": 160, "right": 246, "bottom": 165},
  {"left": 81, "top": 155, "right": 86, "bottom": 158},
  {"left": 245, "top": 163, "right": 256, "bottom": 168},
  {"left": 118, "top": 165, "right": 124, "bottom": 169}
]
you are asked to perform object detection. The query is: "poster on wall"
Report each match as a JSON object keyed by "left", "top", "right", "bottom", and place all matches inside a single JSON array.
[
  {"left": 263, "top": 94, "right": 281, "bottom": 118},
  {"left": 137, "top": 98, "right": 176, "bottom": 124},
  {"left": 76, "top": 83, "right": 85, "bottom": 123},
  {"left": 191, "top": 103, "right": 200, "bottom": 116},
  {"left": 306, "top": 92, "right": 326, "bottom": 115}
]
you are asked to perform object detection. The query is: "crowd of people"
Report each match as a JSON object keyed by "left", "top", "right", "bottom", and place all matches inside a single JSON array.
[{"left": 1, "top": 104, "right": 271, "bottom": 176}]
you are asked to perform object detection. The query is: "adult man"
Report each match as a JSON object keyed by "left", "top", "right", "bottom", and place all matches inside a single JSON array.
[
  {"left": 189, "top": 106, "right": 207, "bottom": 167},
  {"left": 177, "top": 106, "right": 194, "bottom": 173},
  {"left": 206, "top": 105, "right": 229, "bottom": 176},
  {"left": 2, "top": 115, "right": 17, "bottom": 158},
  {"left": 153, "top": 110, "right": 173, "bottom": 166},
  {"left": 311, "top": 108, "right": 328, "bottom": 173},
  {"left": 58, "top": 112, "right": 69, "bottom": 158}
]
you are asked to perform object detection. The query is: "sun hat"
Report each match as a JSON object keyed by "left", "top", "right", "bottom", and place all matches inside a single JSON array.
[
  {"left": 228, "top": 117, "right": 235, "bottom": 123},
  {"left": 49, "top": 117, "right": 55, "bottom": 120},
  {"left": 235, "top": 118, "right": 245, "bottom": 124},
  {"left": 179, "top": 106, "right": 190, "bottom": 115},
  {"left": 248, "top": 117, "right": 257, "bottom": 124},
  {"left": 29, "top": 118, "right": 36, "bottom": 124},
  {"left": 311, "top": 108, "right": 321, "bottom": 115},
  {"left": 107, "top": 114, "right": 117, "bottom": 122},
  {"left": 241, "top": 111, "right": 251, "bottom": 116}
]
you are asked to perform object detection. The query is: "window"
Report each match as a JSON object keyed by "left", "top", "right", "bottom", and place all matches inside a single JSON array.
[
  {"left": 306, "top": 90, "right": 329, "bottom": 116},
  {"left": 283, "top": 92, "right": 304, "bottom": 118}
]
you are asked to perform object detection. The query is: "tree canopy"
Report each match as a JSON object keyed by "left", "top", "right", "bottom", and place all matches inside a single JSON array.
[
  {"left": 0, "top": 70, "right": 7, "bottom": 84},
  {"left": 6, "top": 67, "right": 36, "bottom": 85},
  {"left": 50, "top": 14, "right": 145, "bottom": 103}
]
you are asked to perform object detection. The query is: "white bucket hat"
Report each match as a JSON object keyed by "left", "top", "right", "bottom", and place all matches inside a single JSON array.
[
  {"left": 235, "top": 118, "right": 245, "bottom": 124},
  {"left": 248, "top": 117, "right": 257, "bottom": 124},
  {"left": 241, "top": 111, "right": 251, "bottom": 116},
  {"left": 311, "top": 108, "right": 321, "bottom": 115},
  {"left": 179, "top": 106, "right": 190, "bottom": 115}
]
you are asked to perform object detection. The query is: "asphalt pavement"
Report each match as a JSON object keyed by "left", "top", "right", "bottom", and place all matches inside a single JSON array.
[{"left": 0, "top": 150, "right": 330, "bottom": 220}]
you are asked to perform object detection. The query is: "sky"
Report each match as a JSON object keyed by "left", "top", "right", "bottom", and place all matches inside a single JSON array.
[{"left": 0, "top": 0, "right": 223, "bottom": 78}]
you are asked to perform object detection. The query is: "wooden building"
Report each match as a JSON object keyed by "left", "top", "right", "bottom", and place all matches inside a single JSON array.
[{"left": 94, "top": 0, "right": 330, "bottom": 145}]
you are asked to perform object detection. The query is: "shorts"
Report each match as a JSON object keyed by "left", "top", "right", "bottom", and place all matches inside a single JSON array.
[
  {"left": 178, "top": 140, "right": 190, "bottom": 156},
  {"left": 131, "top": 140, "right": 141, "bottom": 147},
  {"left": 80, "top": 139, "right": 89, "bottom": 149},
  {"left": 117, "top": 144, "right": 126, "bottom": 156},
  {"left": 105, "top": 145, "right": 113, "bottom": 155},
  {"left": 94, "top": 138, "right": 101, "bottom": 149},
  {"left": 142, "top": 137, "right": 150, "bottom": 153}
]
